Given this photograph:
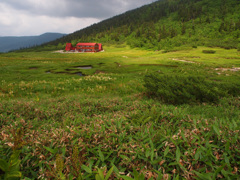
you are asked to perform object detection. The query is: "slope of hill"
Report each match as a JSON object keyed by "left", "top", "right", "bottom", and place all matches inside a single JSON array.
[
  {"left": 0, "top": 33, "right": 66, "bottom": 52},
  {"left": 44, "top": 0, "right": 240, "bottom": 51}
]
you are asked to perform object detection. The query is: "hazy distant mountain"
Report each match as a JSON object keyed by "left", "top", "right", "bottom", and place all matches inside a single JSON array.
[{"left": 0, "top": 33, "right": 66, "bottom": 52}]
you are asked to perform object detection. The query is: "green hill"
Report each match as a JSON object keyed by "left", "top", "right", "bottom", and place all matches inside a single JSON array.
[{"left": 43, "top": 0, "right": 240, "bottom": 51}]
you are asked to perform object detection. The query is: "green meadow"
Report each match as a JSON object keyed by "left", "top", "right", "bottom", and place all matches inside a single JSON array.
[{"left": 0, "top": 45, "right": 240, "bottom": 179}]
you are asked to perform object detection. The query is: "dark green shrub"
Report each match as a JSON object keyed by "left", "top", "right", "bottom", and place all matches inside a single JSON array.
[
  {"left": 162, "top": 50, "right": 177, "bottom": 53},
  {"left": 224, "top": 47, "right": 231, "bottom": 50},
  {"left": 237, "top": 44, "right": 240, "bottom": 51},
  {"left": 220, "top": 82, "right": 240, "bottom": 97},
  {"left": 202, "top": 50, "right": 216, "bottom": 54},
  {"left": 192, "top": 45, "right": 197, "bottom": 48},
  {"left": 144, "top": 73, "right": 227, "bottom": 104}
]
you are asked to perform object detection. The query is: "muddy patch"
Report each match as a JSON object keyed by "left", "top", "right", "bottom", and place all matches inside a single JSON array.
[
  {"left": 171, "top": 58, "right": 196, "bottom": 63},
  {"left": 53, "top": 71, "right": 85, "bottom": 76},
  {"left": 74, "top": 65, "right": 92, "bottom": 69},
  {"left": 115, "top": 62, "right": 121, "bottom": 67},
  {"left": 65, "top": 68, "right": 76, "bottom": 71},
  {"left": 54, "top": 72, "right": 66, "bottom": 74},
  {"left": 45, "top": 71, "right": 51, "bottom": 74},
  {"left": 95, "top": 70, "right": 106, "bottom": 74},
  {"left": 223, "top": 57, "right": 240, "bottom": 60},
  {"left": 188, "top": 56, "right": 200, "bottom": 58},
  {"left": 0, "top": 87, "right": 6, "bottom": 94},
  {"left": 140, "top": 64, "right": 178, "bottom": 67},
  {"left": 215, "top": 67, "right": 240, "bottom": 72}
]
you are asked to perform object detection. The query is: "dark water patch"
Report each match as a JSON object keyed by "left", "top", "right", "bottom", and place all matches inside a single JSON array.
[
  {"left": 54, "top": 72, "right": 66, "bottom": 74},
  {"left": 74, "top": 65, "right": 92, "bottom": 69},
  {"left": 75, "top": 72, "right": 84, "bottom": 76},
  {"left": 51, "top": 71, "right": 85, "bottom": 76},
  {"left": 65, "top": 68, "right": 76, "bottom": 71},
  {"left": 139, "top": 64, "right": 178, "bottom": 67}
]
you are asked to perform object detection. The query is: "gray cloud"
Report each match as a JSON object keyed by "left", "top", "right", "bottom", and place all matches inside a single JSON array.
[
  {"left": 0, "top": 0, "right": 157, "bottom": 36},
  {"left": 1, "top": 0, "right": 156, "bottom": 18}
]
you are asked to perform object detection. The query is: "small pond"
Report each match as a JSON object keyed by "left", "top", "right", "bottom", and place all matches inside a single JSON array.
[
  {"left": 75, "top": 72, "right": 84, "bottom": 76},
  {"left": 75, "top": 65, "right": 92, "bottom": 69}
]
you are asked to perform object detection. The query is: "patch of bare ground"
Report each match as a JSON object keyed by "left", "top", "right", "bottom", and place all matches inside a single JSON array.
[
  {"left": 215, "top": 67, "right": 240, "bottom": 72},
  {"left": 224, "top": 57, "right": 240, "bottom": 59},
  {"left": 95, "top": 70, "right": 106, "bottom": 74},
  {"left": 115, "top": 62, "right": 121, "bottom": 67},
  {"left": 53, "top": 50, "right": 92, "bottom": 54},
  {"left": 54, "top": 50, "right": 104, "bottom": 53},
  {"left": 171, "top": 58, "right": 196, "bottom": 63},
  {"left": 53, "top": 50, "right": 75, "bottom": 53},
  {"left": 140, "top": 64, "right": 178, "bottom": 67}
]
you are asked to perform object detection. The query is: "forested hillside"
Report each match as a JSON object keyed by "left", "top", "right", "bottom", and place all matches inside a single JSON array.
[{"left": 36, "top": 0, "right": 240, "bottom": 51}]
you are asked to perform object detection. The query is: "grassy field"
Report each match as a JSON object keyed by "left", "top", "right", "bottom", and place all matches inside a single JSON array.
[{"left": 0, "top": 45, "right": 240, "bottom": 179}]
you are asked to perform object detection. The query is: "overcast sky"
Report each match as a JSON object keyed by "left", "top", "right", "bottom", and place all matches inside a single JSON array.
[{"left": 0, "top": 0, "right": 157, "bottom": 37}]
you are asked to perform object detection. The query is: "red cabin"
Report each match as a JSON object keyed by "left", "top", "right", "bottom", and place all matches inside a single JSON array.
[
  {"left": 76, "top": 43, "right": 99, "bottom": 52},
  {"left": 98, "top": 43, "right": 103, "bottom": 51},
  {"left": 65, "top": 43, "right": 75, "bottom": 51},
  {"left": 65, "top": 43, "right": 103, "bottom": 52}
]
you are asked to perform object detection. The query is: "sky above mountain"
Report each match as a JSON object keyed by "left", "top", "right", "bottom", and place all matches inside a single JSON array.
[{"left": 0, "top": 0, "right": 157, "bottom": 36}]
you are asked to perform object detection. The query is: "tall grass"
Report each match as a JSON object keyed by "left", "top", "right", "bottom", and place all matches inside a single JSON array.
[{"left": 0, "top": 46, "right": 239, "bottom": 179}]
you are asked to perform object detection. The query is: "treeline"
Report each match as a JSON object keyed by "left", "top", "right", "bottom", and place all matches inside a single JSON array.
[{"left": 31, "top": 0, "right": 240, "bottom": 51}]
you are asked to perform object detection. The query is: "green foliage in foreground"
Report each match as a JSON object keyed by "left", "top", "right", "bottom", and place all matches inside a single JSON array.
[
  {"left": 0, "top": 46, "right": 240, "bottom": 179},
  {"left": 144, "top": 74, "right": 240, "bottom": 104},
  {"left": 0, "top": 128, "right": 23, "bottom": 179},
  {"left": 1, "top": 96, "right": 239, "bottom": 179},
  {"left": 0, "top": 150, "right": 22, "bottom": 180}
]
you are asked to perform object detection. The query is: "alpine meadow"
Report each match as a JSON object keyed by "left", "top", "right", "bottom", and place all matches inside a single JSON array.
[{"left": 0, "top": 0, "right": 240, "bottom": 179}]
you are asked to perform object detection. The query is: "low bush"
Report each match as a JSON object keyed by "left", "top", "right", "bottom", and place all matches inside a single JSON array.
[
  {"left": 237, "top": 44, "right": 240, "bottom": 51},
  {"left": 224, "top": 47, "right": 231, "bottom": 50},
  {"left": 202, "top": 50, "right": 216, "bottom": 54},
  {"left": 143, "top": 73, "right": 234, "bottom": 104},
  {"left": 162, "top": 50, "right": 177, "bottom": 53}
]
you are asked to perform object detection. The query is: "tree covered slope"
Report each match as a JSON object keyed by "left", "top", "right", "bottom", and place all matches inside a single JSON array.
[{"left": 45, "top": 0, "right": 240, "bottom": 50}]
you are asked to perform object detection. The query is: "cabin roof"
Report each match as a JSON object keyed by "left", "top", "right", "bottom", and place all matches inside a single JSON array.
[{"left": 76, "top": 43, "right": 98, "bottom": 46}]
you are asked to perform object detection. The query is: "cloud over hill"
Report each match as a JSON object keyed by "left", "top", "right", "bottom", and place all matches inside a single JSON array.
[{"left": 0, "top": 0, "right": 157, "bottom": 36}]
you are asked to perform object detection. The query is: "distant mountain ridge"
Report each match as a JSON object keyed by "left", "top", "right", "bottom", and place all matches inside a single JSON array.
[{"left": 0, "top": 33, "right": 66, "bottom": 52}]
